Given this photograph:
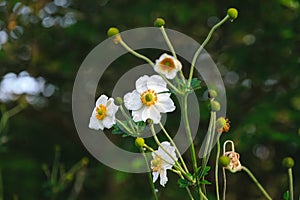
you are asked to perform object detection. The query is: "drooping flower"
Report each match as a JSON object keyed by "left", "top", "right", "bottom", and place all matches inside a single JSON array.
[
  {"left": 89, "top": 95, "right": 119, "bottom": 130},
  {"left": 123, "top": 75, "right": 175, "bottom": 124},
  {"left": 154, "top": 53, "right": 182, "bottom": 79},
  {"left": 151, "top": 142, "right": 177, "bottom": 187},
  {"left": 223, "top": 151, "right": 242, "bottom": 172}
]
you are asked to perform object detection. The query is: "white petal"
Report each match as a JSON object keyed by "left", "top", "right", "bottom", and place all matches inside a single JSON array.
[
  {"left": 152, "top": 171, "right": 159, "bottom": 183},
  {"left": 135, "top": 75, "right": 149, "bottom": 93},
  {"left": 88, "top": 115, "right": 103, "bottom": 130},
  {"left": 155, "top": 94, "right": 176, "bottom": 113},
  {"left": 132, "top": 108, "right": 144, "bottom": 122},
  {"left": 102, "top": 116, "right": 115, "bottom": 129},
  {"left": 159, "top": 169, "right": 168, "bottom": 187},
  {"left": 164, "top": 69, "right": 179, "bottom": 79},
  {"left": 147, "top": 75, "right": 167, "bottom": 93},
  {"left": 124, "top": 90, "right": 142, "bottom": 111},
  {"left": 142, "top": 106, "right": 161, "bottom": 124},
  {"left": 106, "top": 98, "right": 119, "bottom": 116},
  {"left": 96, "top": 94, "right": 108, "bottom": 106}
]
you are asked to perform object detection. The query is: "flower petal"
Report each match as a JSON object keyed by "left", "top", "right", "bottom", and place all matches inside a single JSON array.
[
  {"left": 147, "top": 75, "right": 167, "bottom": 93},
  {"left": 152, "top": 171, "right": 159, "bottom": 183},
  {"left": 142, "top": 106, "right": 161, "bottom": 123},
  {"left": 132, "top": 108, "right": 144, "bottom": 122},
  {"left": 135, "top": 75, "right": 149, "bottom": 93},
  {"left": 159, "top": 169, "right": 168, "bottom": 187},
  {"left": 96, "top": 94, "right": 108, "bottom": 106},
  {"left": 155, "top": 93, "right": 176, "bottom": 113},
  {"left": 124, "top": 90, "right": 142, "bottom": 111},
  {"left": 102, "top": 116, "right": 115, "bottom": 129},
  {"left": 106, "top": 98, "right": 119, "bottom": 116},
  {"left": 89, "top": 115, "right": 104, "bottom": 130}
]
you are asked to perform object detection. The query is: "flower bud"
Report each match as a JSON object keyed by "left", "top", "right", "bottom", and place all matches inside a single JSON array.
[
  {"left": 107, "top": 27, "right": 119, "bottom": 37},
  {"left": 211, "top": 101, "right": 221, "bottom": 112},
  {"left": 208, "top": 89, "right": 217, "bottom": 98},
  {"left": 135, "top": 137, "right": 145, "bottom": 148},
  {"left": 282, "top": 157, "right": 294, "bottom": 168},
  {"left": 146, "top": 118, "right": 153, "bottom": 125},
  {"left": 115, "top": 97, "right": 123, "bottom": 105},
  {"left": 219, "top": 155, "right": 230, "bottom": 167},
  {"left": 216, "top": 117, "right": 226, "bottom": 129},
  {"left": 154, "top": 18, "right": 165, "bottom": 27},
  {"left": 227, "top": 8, "right": 238, "bottom": 21}
]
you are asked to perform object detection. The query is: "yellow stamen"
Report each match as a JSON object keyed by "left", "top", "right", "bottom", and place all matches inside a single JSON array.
[
  {"left": 159, "top": 57, "right": 176, "bottom": 71},
  {"left": 152, "top": 155, "right": 163, "bottom": 172},
  {"left": 96, "top": 104, "right": 107, "bottom": 120},
  {"left": 140, "top": 89, "right": 158, "bottom": 106}
]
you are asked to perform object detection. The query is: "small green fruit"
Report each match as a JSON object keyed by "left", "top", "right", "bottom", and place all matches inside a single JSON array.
[
  {"left": 282, "top": 157, "right": 294, "bottom": 168},
  {"left": 154, "top": 18, "right": 165, "bottom": 27},
  {"left": 219, "top": 155, "right": 230, "bottom": 167},
  {"left": 107, "top": 27, "right": 119, "bottom": 37},
  {"left": 227, "top": 8, "right": 238, "bottom": 20},
  {"left": 135, "top": 137, "right": 145, "bottom": 148}
]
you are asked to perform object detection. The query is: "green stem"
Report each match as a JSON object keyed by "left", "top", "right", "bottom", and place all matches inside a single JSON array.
[
  {"left": 185, "top": 187, "right": 195, "bottom": 200},
  {"left": 119, "top": 105, "right": 137, "bottom": 134},
  {"left": 0, "top": 103, "right": 27, "bottom": 134},
  {"left": 0, "top": 169, "right": 3, "bottom": 200},
  {"left": 181, "top": 95, "right": 205, "bottom": 199},
  {"left": 118, "top": 38, "right": 182, "bottom": 95},
  {"left": 51, "top": 146, "right": 61, "bottom": 184},
  {"left": 215, "top": 140, "right": 221, "bottom": 200},
  {"left": 160, "top": 26, "right": 186, "bottom": 83},
  {"left": 288, "top": 168, "right": 294, "bottom": 200},
  {"left": 116, "top": 119, "right": 134, "bottom": 135},
  {"left": 201, "top": 110, "right": 215, "bottom": 169},
  {"left": 141, "top": 148, "right": 158, "bottom": 200},
  {"left": 222, "top": 168, "right": 227, "bottom": 200},
  {"left": 158, "top": 122, "right": 189, "bottom": 173},
  {"left": 242, "top": 166, "right": 272, "bottom": 200},
  {"left": 187, "top": 15, "right": 230, "bottom": 87}
]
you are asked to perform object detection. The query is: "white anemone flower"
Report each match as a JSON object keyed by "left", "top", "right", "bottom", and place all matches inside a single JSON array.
[
  {"left": 151, "top": 141, "right": 177, "bottom": 187},
  {"left": 154, "top": 53, "right": 182, "bottom": 79},
  {"left": 123, "top": 75, "right": 175, "bottom": 124},
  {"left": 89, "top": 95, "right": 119, "bottom": 130}
]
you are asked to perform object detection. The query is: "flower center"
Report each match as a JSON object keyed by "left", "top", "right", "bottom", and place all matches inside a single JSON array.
[
  {"left": 159, "top": 57, "right": 176, "bottom": 71},
  {"left": 151, "top": 155, "right": 163, "bottom": 172},
  {"left": 96, "top": 104, "right": 107, "bottom": 120},
  {"left": 140, "top": 89, "right": 158, "bottom": 106}
]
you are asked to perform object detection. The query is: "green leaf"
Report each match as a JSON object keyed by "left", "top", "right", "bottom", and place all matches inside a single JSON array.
[
  {"left": 202, "top": 166, "right": 211, "bottom": 177},
  {"left": 283, "top": 190, "right": 290, "bottom": 200},
  {"left": 200, "top": 179, "right": 211, "bottom": 185},
  {"left": 112, "top": 124, "right": 124, "bottom": 135},
  {"left": 177, "top": 178, "right": 189, "bottom": 188},
  {"left": 191, "top": 78, "right": 201, "bottom": 90}
]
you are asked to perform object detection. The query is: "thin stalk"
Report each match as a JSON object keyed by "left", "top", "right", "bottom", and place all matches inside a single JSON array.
[
  {"left": 51, "top": 146, "right": 61, "bottom": 184},
  {"left": 0, "top": 169, "right": 3, "bottom": 200},
  {"left": 160, "top": 26, "right": 186, "bottom": 83},
  {"left": 116, "top": 119, "right": 134, "bottom": 135},
  {"left": 118, "top": 37, "right": 182, "bottom": 95},
  {"left": 141, "top": 148, "right": 158, "bottom": 200},
  {"left": 242, "top": 166, "right": 272, "bottom": 200},
  {"left": 187, "top": 15, "right": 230, "bottom": 87},
  {"left": 119, "top": 105, "right": 136, "bottom": 134},
  {"left": 185, "top": 187, "right": 195, "bottom": 200},
  {"left": 201, "top": 110, "right": 215, "bottom": 168},
  {"left": 288, "top": 168, "right": 294, "bottom": 200},
  {"left": 118, "top": 39, "right": 154, "bottom": 67},
  {"left": 222, "top": 168, "right": 227, "bottom": 200},
  {"left": 158, "top": 122, "right": 189, "bottom": 173},
  {"left": 215, "top": 140, "right": 221, "bottom": 200},
  {"left": 182, "top": 94, "right": 204, "bottom": 199}
]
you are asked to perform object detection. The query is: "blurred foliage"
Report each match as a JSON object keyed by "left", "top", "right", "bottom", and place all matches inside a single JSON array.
[{"left": 0, "top": 0, "right": 300, "bottom": 199}]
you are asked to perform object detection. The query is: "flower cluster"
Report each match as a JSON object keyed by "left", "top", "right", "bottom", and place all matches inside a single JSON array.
[{"left": 0, "top": 71, "right": 55, "bottom": 105}]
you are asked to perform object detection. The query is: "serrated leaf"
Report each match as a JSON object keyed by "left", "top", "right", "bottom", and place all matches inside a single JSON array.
[
  {"left": 283, "top": 190, "right": 290, "bottom": 200},
  {"left": 177, "top": 178, "right": 189, "bottom": 188}
]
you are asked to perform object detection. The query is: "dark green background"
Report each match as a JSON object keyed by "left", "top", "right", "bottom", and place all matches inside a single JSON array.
[{"left": 0, "top": 0, "right": 299, "bottom": 199}]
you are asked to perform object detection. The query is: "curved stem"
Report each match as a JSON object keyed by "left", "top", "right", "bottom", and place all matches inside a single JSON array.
[
  {"left": 118, "top": 38, "right": 182, "bottom": 95},
  {"left": 141, "top": 148, "right": 158, "bottom": 200},
  {"left": 187, "top": 15, "right": 230, "bottom": 87},
  {"left": 158, "top": 122, "right": 189, "bottom": 173},
  {"left": 288, "top": 168, "right": 294, "bottom": 200},
  {"left": 119, "top": 105, "right": 137, "bottom": 134},
  {"left": 222, "top": 168, "right": 227, "bottom": 200},
  {"left": 116, "top": 119, "right": 134, "bottom": 135},
  {"left": 242, "top": 166, "right": 272, "bottom": 200},
  {"left": 201, "top": 110, "right": 215, "bottom": 168},
  {"left": 118, "top": 39, "right": 154, "bottom": 67},
  {"left": 185, "top": 187, "right": 195, "bottom": 200},
  {"left": 215, "top": 140, "right": 221, "bottom": 200}
]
